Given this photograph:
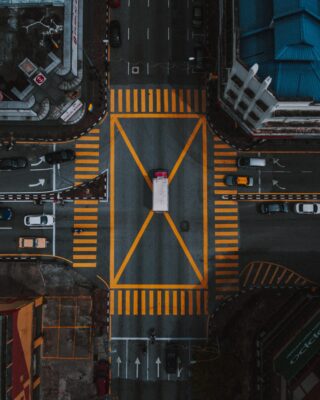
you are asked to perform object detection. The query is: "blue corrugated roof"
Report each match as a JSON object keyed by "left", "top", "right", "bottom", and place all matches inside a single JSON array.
[{"left": 239, "top": 0, "right": 320, "bottom": 100}]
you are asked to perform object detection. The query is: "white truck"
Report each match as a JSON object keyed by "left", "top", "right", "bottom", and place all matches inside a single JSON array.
[{"left": 152, "top": 170, "right": 169, "bottom": 212}]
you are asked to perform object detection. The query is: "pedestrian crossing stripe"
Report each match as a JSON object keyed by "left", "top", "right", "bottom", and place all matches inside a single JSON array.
[
  {"left": 110, "top": 289, "right": 208, "bottom": 316},
  {"left": 110, "top": 88, "right": 206, "bottom": 114}
]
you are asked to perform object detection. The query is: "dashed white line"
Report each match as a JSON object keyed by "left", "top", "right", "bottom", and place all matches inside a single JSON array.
[
  {"left": 167, "top": 27, "right": 170, "bottom": 40},
  {"left": 147, "top": 0, "right": 150, "bottom": 7},
  {"left": 128, "top": 0, "right": 130, "bottom": 6},
  {"left": 0, "top": 227, "right": 12, "bottom": 230},
  {"left": 147, "top": 62, "right": 150, "bottom": 75},
  {"left": 147, "top": 27, "right": 149, "bottom": 40},
  {"left": 128, "top": 27, "right": 130, "bottom": 40},
  {"left": 168, "top": 0, "right": 170, "bottom": 7},
  {"left": 127, "top": 61, "right": 130, "bottom": 75}
]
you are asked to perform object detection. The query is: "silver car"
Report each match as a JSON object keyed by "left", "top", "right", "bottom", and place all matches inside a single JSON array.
[{"left": 294, "top": 203, "right": 320, "bottom": 215}]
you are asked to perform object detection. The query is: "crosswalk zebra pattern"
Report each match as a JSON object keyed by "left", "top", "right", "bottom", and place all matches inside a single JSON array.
[
  {"left": 241, "top": 261, "right": 318, "bottom": 289},
  {"left": 213, "top": 136, "right": 240, "bottom": 300},
  {"left": 110, "top": 87, "right": 206, "bottom": 114},
  {"left": 110, "top": 289, "right": 208, "bottom": 316}
]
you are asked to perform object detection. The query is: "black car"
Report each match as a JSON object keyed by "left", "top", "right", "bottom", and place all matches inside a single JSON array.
[
  {"left": 0, "top": 157, "right": 28, "bottom": 170},
  {"left": 165, "top": 344, "right": 178, "bottom": 374},
  {"left": 260, "top": 203, "right": 289, "bottom": 214},
  {"left": 45, "top": 149, "right": 75, "bottom": 164},
  {"left": 110, "top": 20, "right": 121, "bottom": 48},
  {"left": 192, "top": 5, "right": 203, "bottom": 29},
  {"left": 0, "top": 207, "right": 13, "bottom": 221}
]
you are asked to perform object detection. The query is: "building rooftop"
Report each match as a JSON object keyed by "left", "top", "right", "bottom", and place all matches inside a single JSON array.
[{"left": 239, "top": 0, "right": 320, "bottom": 101}]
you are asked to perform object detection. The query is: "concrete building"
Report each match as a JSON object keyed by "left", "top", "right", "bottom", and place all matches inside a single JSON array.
[{"left": 219, "top": 0, "right": 320, "bottom": 139}]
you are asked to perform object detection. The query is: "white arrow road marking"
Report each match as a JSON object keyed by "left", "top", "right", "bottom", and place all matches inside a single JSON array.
[
  {"left": 156, "top": 357, "right": 161, "bottom": 378},
  {"left": 31, "top": 156, "right": 45, "bottom": 167},
  {"left": 135, "top": 358, "right": 141, "bottom": 379},
  {"left": 28, "top": 179, "right": 45, "bottom": 188},
  {"left": 272, "top": 179, "right": 286, "bottom": 190},
  {"left": 272, "top": 158, "right": 286, "bottom": 168},
  {"left": 177, "top": 358, "right": 183, "bottom": 378},
  {"left": 116, "top": 356, "right": 122, "bottom": 377}
]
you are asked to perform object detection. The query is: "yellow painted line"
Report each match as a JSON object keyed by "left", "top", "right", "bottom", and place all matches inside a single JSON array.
[
  {"left": 73, "top": 254, "right": 97, "bottom": 260},
  {"left": 186, "top": 89, "right": 192, "bottom": 112},
  {"left": 261, "top": 264, "right": 273, "bottom": 286},
  {"left": 214, "top": 143, "right": 231, "bottom": 149},
  {"left": 90, "top": 128, "right": 100, "bottom": 134},
  {"left": 215, "top": 239, "right": 238, "bottom": 244},
  {"left": 75, "top": 151, "right": 99, "bottom": 157},
  {"left": 201, "top": 89, "right": 206, "bottom": 112},
  {"left": 188, "top": 290, "right": 193, "bottom": 315},
  {"left": 252, "top": 262, "right": 263, "bottom": 285},
  {"left": 73, "top": 263, "right": 97, "bottom": 268},
  {"left": 285, "top": 272, "right": 295, "bottom": 285},
  {"left": 214, "top": 136, "right": 222, "bottom": 141},
  {"left": 114, "top": 211, "right": 154, "bottom": 284},
  {"left": 73, "top": 246, "right": 97, "bottom": 252},
  {"left": 118, "top": 290, "right": 123, "bottom": 315},
  {"left": 215, "top": 224, "right": 238, "bottom": 229},
  {"left": 214, "top": 200, "right": 237, "bottom": 205},
  {"left": 149, "top": 290, "right": 154, "bottom": 315},
  {"left": 196, "top": 290, "right": 201, "bottom": 315},
  {"left": 214, "top": 216, "right": 238, "bottom": 221},
  {"left": 216, "top": 271, "right": 238, "bottom": 276},
  {"left": 178, "top": 89, "right": 184, "bottom": 112},
  {"left": 110, "top": 89, "right": 115, "bottom": 113},
  {"left": 156, "top": 89, "right": 161, "bottom": 112},
  {"left": 215, "top": 230, "right": 238, "bottom": 237},
  {"left": 215, "top": 254, "right": 239, "bottom": 260},
  {"left": 73, "top": 223, "right": 98, "bottom": 228},
  {"left": 269, "top": 266, "right": 279, "bottom": 284},
  {"left": 165, "top": 291, "right": 170, "bottom": 315},
  {"left": 126, "top": 89, "right": 131, "bottom": 112},
  {"left": 216, "top": 286, "right": 239, "bottom": 292},
  {"left": 118, "top": 89, "right": 123, "bottom": 112},
  {"left": 214, "top": 182, "right": 226, "bottom": 187},
  {"left": 215, "top": 246, "right": 239, "bottom": 252},
  {"left": 180, "top": 291, "right": 185, "bottom": 315},
  {"left": 75, "top": 167, "right": 99, "bottom": 172},
  {"left": 164, "top": 213, "right": 204, "bottom": 283},
  {"left": 115, "top": 118, "right": 153, "bottom": 189},
  {"left": 75, "top": 159, "right": 99, "bottom": 164},
  {"left": 163, "top": 88, "right": 169, "bottom": 112},
  {"left": 171, "top": 89, "right": 177, "bottom": 112},
  {"left": 74, "top": 207, "right": 98, "bottom": 213},
  {"left": 110, "top": 290, "right": 115, "bottom": 315},
  {"left": 214, "top": 159, "right": 236, "bottom": 164},
  {"left": 277, "top": 269, "right": 287, "bottom": 284},
  {"left": 157, "top": 290, "right": 162, "bottom": 315},
  {"left": 79, "top": 135, "right": 100, "bottom": 141},
  {"left": 125, "top": 290, "right": 130, "bottom": 315},
  {"left": 172, "top": 290, "right": 178, "bottom": 315},
  {"left": 73, "top": 239, "right": 97, "bottom": 244},
  {"left": 133, "top": 290, "right": 138, "bottom": 315},
  {"left": 141, "top": 290, "right": 146, "bottom": 315},
  {"left": 74, "top": 174, "right": 97, "bottom": 180},
  {"left": 215, "top": 190, "right": 237, "bottom": 195},
  {"left": 169, "top": 118, "right": 203, "bottom": 184},
  {"left": 214, "top": 151, "right": 237, "bottom": 156},
  {"left": 133, "top": 89, "right": 138, "bottom": 112},
  {"left": 214, "top": 174, "right": 225, "bottom": 179},
  {"left": 202, "top": 119, "right": 208, "bottom": 287},
  {"left": 74, "top": 200, "right": 99, "bottom": 205},
  {"left": 216, "top": 278, "right": 239, "bottom": 284},
  {"left": 141, "top": 89, "right": 146, "bottom": 112},
  {"left": 73, "top": 231, "right": 97, "bottom": 236},
  {"left": 74, "top": 215, "right": 98, "bottom": 221},
  {"left": 75, "top": 143, "right": 99, "bottom": 149},
  {"left": 148, "top": 89, "right": 154, "bottom": 112},
  {"left": 215, "top": 167, "right": 237, "bottom": 172},
  {"left": 194, "top": 89, "right": 199, "bottom": 113},
  {"left": 216, "top": 263, "right": 238, "bottom": 268},
  {"left": 214, "top": 208, "right": 238, "bottom": 213}
]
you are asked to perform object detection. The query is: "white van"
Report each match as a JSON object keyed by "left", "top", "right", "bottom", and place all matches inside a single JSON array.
[{"left": 237, "top": 157, "right": 266, "bottom": 168}]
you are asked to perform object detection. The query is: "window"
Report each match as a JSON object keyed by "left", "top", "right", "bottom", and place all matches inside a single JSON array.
[
  {"left": 256, "top": 99, "right": 268, "bottom": 112},
  {"left": 227, "top": 89, "right": 237, "bottom": 100},
  {"left": 238, "top": 101, "right": 248, "bottom": 111},
  {"left": 244, "top": 88, "right": 254, "bottom": 98},
  {"left": 231, "top": 74, "right": 243, "bottom": 87},
  {"left": 249, "top": 111, "right": 259, "bottom": 121}
]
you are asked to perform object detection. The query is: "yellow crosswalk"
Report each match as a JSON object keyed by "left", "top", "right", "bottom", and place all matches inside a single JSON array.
[
  {"left": 213, "top": 136, "right": 240, "bottom": 300},
  {"left": 110, "top": 289, "right": 208, "bottom": 316},
  {"left": 110, "top": 87, "right": 206, "bottom": 114}
]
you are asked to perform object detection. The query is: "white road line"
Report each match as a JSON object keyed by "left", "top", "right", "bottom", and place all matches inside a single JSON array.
[
  {"left": 111, "top": 337, "right": 207, "bottom": 341},
  {"left": 147, "top": 62, "right": 150, "bottom": 75},
  {"left": 168, "top": 0, "right": 170, "bottom": 7},
  {"left": 127, "top": 61, "right": 130, "bottom": 75},
  {"left": 147, "top": 27, "right": 149, "bottom": 40},
  {"left": 0, "top": 227, "right": 12, "bottom": 230},
  {"left": 30, "top": 168, "right": 53, "bottom": 172},
  {"left": 125, "top": 340, "right": 128, "bottom": 379},
  {"left": 168, "top": 27, "right": 170, "bottom": 40},
  {"left": 128, "top": 0, "right": 130, "bottom": 6},
  {"left": 147, "top": 0, "right": 150, "bottom": 7},
  {"left": 30, "top": 227, "right": 54, "bottom": 230},
  {"left": 128, "top": 27, "right": 130, "bottom": 40}
]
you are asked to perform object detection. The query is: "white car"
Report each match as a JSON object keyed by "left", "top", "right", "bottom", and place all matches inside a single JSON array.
[
  {"left": 294, "top": 203, "right": 320, "bottom": 215},
  {"left": 24, "top": 214, "right": 54, "bottom": 227}
]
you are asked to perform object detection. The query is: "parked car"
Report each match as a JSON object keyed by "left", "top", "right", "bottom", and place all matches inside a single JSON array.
[
  {"left": 0, "top": 157, "right": 28, "bottom": 170},
  {"left": 110, "top": 20, "right": 121, "bottom": 48},
  {"left": 260, "top": 203, "right": 289, "bottom": 215},
  {"left": 0, "top": 207, "right": 13, "bottom": 221},
  {"left": 165, "top": 344, "right": 178, "bottom": 374},
  {"left": 45, "top": 149, "right": 75, "bottom": 164},
  {"left": 94, "top": 359, "right": 109, "bottom": 396},
  {"left": 237, "top": 157, "right": 266, "bottom": 168},
  {"left": 24, "top": 214, "right": 54, "bottom": 227},
  {"left": 110, "top": 0, "right": 120, "bottom": 7},
  {"left": 192, "top": 5, "right": 203, "bottom": 29},
  {"left": 225, "top": 175, "right": 254, "bottom": 187},
  {"left": 294, "top": 203, "right": 320, "bottom": 215},
  {"left": 18, "top": 237, "right": 48, "bottom": 249}
]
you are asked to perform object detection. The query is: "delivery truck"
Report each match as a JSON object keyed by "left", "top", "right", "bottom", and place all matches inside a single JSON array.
[{"left": 152, "top": 170, "right": 169, "bottom": 212}]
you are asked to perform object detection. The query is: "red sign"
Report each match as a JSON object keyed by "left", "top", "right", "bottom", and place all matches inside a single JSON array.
[{"left": 33, "top": 73, "right": 47, "bottom": 86}]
